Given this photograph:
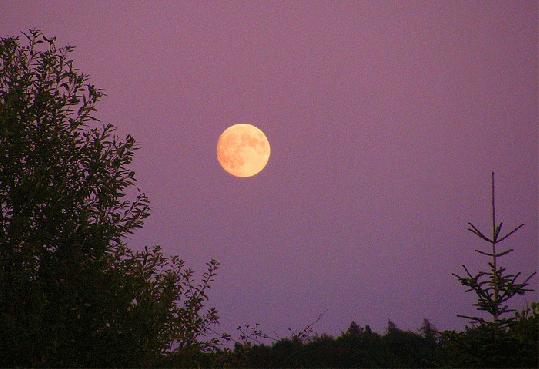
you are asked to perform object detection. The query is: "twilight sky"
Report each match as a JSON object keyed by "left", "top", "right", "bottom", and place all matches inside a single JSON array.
[{"left": 3, "top": 1, "right": 537, "bottom": 339}]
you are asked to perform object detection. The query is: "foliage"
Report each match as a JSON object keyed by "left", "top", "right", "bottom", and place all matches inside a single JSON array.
[
  {"left": 101, "top": 245, "right": 220, "bottom": 366},
  {"left": 346, "top": 320, "right": 362, "bottom": 335},
  {"left": 206, "top": 314, "right": 534, "bottom": 368},
  {"left": 438, "top": 304, "right": 538, "bottom": 368},
  {"left": 154, "top": 314, "right": 536, "bottom": 368},
  {"left": 419, "top": 318, "right": 438, "bottom": 344},
  {"left": 210, "top": 320, "right": 440, "bottom": 368},
  {"left": 453, "top": 172, "right": 536, "bottom": 328},
  {"left": 507, "top": 302, "right": 539, "bottom": 367},
  {"left": 444, "top": 173, "right": 537, "bottom": 368},
  {"left": 3, "top": 30, "right": 536, "bottom": 368},
  {"left": 0, "top": 29, "right": 219, "bottom": 367}
]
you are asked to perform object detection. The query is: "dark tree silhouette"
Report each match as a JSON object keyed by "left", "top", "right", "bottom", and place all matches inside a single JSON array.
[
  {"left": 453, "top": 172, "right": 536, "bottom": 328},
  {"left": 0, "top": 30, "right": 219, "bottom": 367},
  {"left": 419, "top": 318, "right": 438, "bottom": 345},
  {"left": 346, "top": 321, "right": 363, "bottom": 335}
]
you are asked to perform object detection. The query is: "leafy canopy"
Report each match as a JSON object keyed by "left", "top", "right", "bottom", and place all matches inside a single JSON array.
[{"left": 0, "top": 29, "right": 218, "bottom": 367}]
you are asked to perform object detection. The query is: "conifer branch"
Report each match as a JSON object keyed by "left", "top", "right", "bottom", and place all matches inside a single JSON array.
[
  {"left": 475, "top": 249, "right": 494, "bottom": 257},
  {"left": 494, "top": 248, "right": 513, "bottom": 258},
  {"left": 467, "top": 223, "right": 492, "bottom": 243},
  {"left": 497, "top": 224, "right": 524, "bottom": 243}
]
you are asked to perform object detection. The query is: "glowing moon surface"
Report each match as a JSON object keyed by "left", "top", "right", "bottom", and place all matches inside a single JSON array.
[{"left": 217, "top": 124, "right": 271, "bottom": 177}]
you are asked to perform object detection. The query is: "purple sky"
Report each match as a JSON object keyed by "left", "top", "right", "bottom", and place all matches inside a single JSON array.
[{"left": 4, "top": 1, "right": 537, "bottom": 339}]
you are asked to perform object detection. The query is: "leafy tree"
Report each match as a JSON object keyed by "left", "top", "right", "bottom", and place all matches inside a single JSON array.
[
  {"left": 381, "top": 321, "right": 433, "bottom": 367},
  {"left": 346, "top": 320, "right": 363, "bottom": 335},
  {"left": 506, "top": 302, "right": 539, "bottom": 367},
  {"left": 216, "top": 320, "right": 442, "bottom": 368},
  {"left": 418, "top": 318, "right": 438, "bottom": 343},
  {"left": 364, "top": 324, "right": 373, "bottom": 336},
  {"left": 453, "top": 172, "right": 536, "bottom": 328},
  {"left": 386, "top": 319, "right": 399, "bottom": 334},
  {"left": 437, "top": 307, "right": 538, "bottom": 369},
  {"left": 0, "top": 30, "right": 219, "bottom": 367}
]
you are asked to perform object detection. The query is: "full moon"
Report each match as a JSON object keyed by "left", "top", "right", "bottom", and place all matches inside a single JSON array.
[{"left": 217, "top": 124, "right": 271, "bottom": 177}]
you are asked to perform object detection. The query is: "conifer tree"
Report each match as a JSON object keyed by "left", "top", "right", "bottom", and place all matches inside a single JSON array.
[{"left": 453, "top": 172, "right": 536, "bottom": 328}]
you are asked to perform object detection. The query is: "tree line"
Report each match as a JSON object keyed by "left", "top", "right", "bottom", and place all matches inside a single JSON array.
[
  {"left": 1, "top": 30, "right": 536, "bottom": 368},
  {"left": 192, "top": 311, "right": 537, "bottom": 368}
]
